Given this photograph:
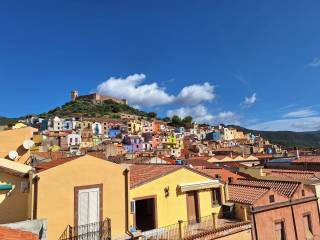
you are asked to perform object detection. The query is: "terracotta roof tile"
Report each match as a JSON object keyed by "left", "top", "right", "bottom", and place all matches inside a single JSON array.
[
  {"left": 130, "top": 164, "right": 182, "bottom": 188},
  {"left": 0, "top": 226, "right": 38, "bottom": 240},
  {"left": 196, "top": 167, "right": 245, "bottom": 183},
  {"left": 264, "top": 169, "right": 320, "bottom": 181},
  {"left": 233, "top": 179, "right": 299, "bottom": 197},
  {"left": 293, "top": 155, "right": 320, "bottom": 163},
  {"left": 35, "top": 156, "right": 80, "bottom": 172},
  {"left": 228, "top": 184, "right": 269, "bottom": 204}
]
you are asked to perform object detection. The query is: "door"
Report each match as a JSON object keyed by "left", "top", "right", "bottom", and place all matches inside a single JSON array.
[
  {"left": 135, "top": 198, "right": 156, "bottom": 231},
  {"left": 187, "top": 191, "right": 200, "bottom": 223},
  {"left": 78, "top": 188, "right": 100, "bottom": 236}
]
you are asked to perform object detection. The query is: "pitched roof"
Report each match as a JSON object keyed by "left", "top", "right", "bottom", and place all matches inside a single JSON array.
[
  {"left": 293, "top": 155, "right": 320, "bottom": 164},
  {"left": 228, "top": 184, "right": 269, "bottom": 204},
  {"left": 0, "top": 158, "right": 32, "bottom": 176},
  {"left": 263, "top": 168, "right": 320, "bottom": 181},
  {"left": 196, "top": 167, "right": 245, "bottom": 183},
  {"left": 35, "top": 156, "right": 81, "bottom": 172},
  {"left": 233, "top": 179, "right": 299, "bottom": 197},
  {"left": 130, "top": 164, "right": 182, "bottom": 188},
  {"left": 129, "top": 164, "right": 214, "bottom": 188}
]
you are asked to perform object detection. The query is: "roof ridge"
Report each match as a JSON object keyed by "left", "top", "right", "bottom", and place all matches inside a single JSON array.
[
  {"left": 229, "top": 183, "right": 271, "bottom": 190},
  {"left": 237, "top": 178, "right": 301, "bottom": 185}
]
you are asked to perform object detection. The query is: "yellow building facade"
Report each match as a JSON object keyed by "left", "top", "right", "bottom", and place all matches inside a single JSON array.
[
  {"left": 130, "top": 167, "right": 225, "bottom": 230},
  {"left": 35, "top": 155, "right": 128, "bottom": 240}
]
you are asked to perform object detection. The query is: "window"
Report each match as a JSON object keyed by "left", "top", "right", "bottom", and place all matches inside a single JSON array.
[
  {"left": 130, "top": 200, "right": 136, "bottom": 214},
  {"left": 215, "top": 174, "right": 221, "bottom": 180},
  {"left": 269, "top": 195, "right": 275, "bottom": 203},
  {"left": 211, "top": 188, "right": 222, "bottom": 206},
  {"left": 303, "top": 214, "right": 313, "bottom": 239},
  {"left": 275, "top": 221, "right": 286, "bottom": 240},
  {"left": 302, "top": 189, "right": 305, "bottom": 197},
  {"left": 228, "top": 177, "right": 233, "bottom": 183}
]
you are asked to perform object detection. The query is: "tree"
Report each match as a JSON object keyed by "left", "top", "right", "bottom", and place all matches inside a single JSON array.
[
  {"left": 162, "top": 117, "right": 171, "bottom": 122},
  {"left": 147, "top": 112, "right": 157, "bottom": 119},
  {"left": 182, "top": 116, "right": 193, "bottom": 126},
  {"left": 171, "top": 115, "right": 182, "bottom": 126}
]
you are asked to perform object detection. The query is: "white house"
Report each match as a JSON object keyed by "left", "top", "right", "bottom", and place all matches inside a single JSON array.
[{"left": 92, "top": 122, "right": 102, "bottom": 135}]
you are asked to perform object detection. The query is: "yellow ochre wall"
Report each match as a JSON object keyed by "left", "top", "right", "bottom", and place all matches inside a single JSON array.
[
  {"left": 0, "top": 172, "right": 30, "bottom": 224},
  {"left": 0, "top": 127, "right": 36, "bottom": 163},
  {"left": 130, "top": 168, "right": 224, "bottom": 228},
  {"left": 36, "top": 155, "right": 127, "bottom": 240}
]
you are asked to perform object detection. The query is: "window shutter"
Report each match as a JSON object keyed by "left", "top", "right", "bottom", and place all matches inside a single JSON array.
[{"left": 130, "top": 200, "right": 136, "bottom": 214}]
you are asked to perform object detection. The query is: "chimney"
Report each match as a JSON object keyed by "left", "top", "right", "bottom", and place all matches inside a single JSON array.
[
  {"left": 296, "top": 148, "right": 300, "bottom": 159},
  {"left": 224, "top": 183, "right": 230, "bottom": 202},
  {"left": 260, "top": 168, "right": 266, "bottom": 177}
]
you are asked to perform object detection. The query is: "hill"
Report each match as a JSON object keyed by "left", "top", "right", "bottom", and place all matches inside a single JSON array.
[
  {"left": 228, "top": 125, "right": 320, "bottom": 148},
  {"left": 0, "top": 116, "right": 23, "bottom": 126},
  {"left": 44, "top": 99, "right": 153, "bottom": 119}
]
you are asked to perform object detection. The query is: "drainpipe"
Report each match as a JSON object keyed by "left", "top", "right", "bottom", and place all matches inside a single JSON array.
[
  {"left": 27, "top": 169, "right": 35, "bottom": 220},
  {"left": 224, "top": 183, "right": 229, "bottom": 202},
  {"left": 32, "top": 175, "right": 40, "bottom": 219},
  {"left": 251, "top": 206, "right": 258, "bottom": 240},
  {"left": 290, "top": 199, "right": 298, "bottom": 240},
  {"left": 123, "top": 168, "right": 130, "bottom": 233}
]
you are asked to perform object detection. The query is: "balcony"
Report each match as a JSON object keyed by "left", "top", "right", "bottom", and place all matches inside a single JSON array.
[
  {"left": 58, "top": 218, "right": 111, "bottom": 240},
  {"left": 140, "top": 214, "right": 248, "bottom": 240}
]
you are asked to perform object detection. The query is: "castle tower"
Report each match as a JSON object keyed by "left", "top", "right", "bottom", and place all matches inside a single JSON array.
[{"left": 71, "top": 90, "right": 78, "bottom": 101}]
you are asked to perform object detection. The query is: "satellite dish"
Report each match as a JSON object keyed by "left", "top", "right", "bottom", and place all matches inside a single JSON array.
[
  {"left": 23, "top": 139, "right": 35, "bottom": 150},
  {"left": 8, "top": 151, "right": 19, "bottom": 160}
]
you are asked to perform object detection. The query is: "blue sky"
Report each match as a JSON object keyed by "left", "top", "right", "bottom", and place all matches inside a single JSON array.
[{"left": 1, "top": 1, "right": 320, "bottom": 131}]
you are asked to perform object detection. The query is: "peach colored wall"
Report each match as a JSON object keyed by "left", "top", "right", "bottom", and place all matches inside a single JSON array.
[
  {"left": 292, "top": 200, "right": 320, "bottom": 239},
  {"left": 253, "top": 206, "right": 296, "bottom": 240},
  {"left": 254, "top": 189, "right": 288, "bottom": 207},
  {"left": 0, "top": 127, "right": 36, "bottom": 163}
]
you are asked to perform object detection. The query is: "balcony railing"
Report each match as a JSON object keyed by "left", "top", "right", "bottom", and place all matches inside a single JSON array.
[
  {"left": 58, "top": 218, "right": 111, "bottom": 240},
  {"left": 141, "top": 214, "right": 242, "bottom": 240}
]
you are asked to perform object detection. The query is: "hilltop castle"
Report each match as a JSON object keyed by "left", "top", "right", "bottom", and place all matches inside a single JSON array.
[{"left": 71, "top": 90, "right": 128, "bottom": 105}]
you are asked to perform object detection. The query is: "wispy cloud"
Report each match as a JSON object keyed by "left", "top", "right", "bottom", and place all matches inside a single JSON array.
[
  {"left": 307, "top": 57, "right": 320, "bottom": 67},
  {"left": 97, "top": 73, "right": 215, "bottom": 107},
  {"left": 249, "top": 117, "right": 320, "bottom": 132},
  {"left": 282, "top": 109, "right": 318, "bottom": 118},
  {"left": 241, "top": 93, "right": 257, "bottom": 108},
  {"left": 167, "top": 105, "right": 240, "bottom": 125},
  {"left": 279, "top": 104, "right": 297, "bottom": 111}
]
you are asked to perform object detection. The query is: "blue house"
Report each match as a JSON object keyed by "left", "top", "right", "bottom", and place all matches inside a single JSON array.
[
  {"left": 108, "top": 128, "right": 121, "bottom": 138},
  {"left": 175, "top": 127, "right": 185, "bottom": 134},
  {"left": 206, "top": 131, "right": 221, "bottom": 141},
  {"left": 40, "top": 119, "right": 49, "bottom": 131}
]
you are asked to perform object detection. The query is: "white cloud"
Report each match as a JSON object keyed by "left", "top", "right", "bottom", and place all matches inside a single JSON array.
[
  {"left": 175, "top": 82, "right": 215, "bottom": 105},
  {"left": 97, "top": 73, "right": 175, "bottom": 107},
  {"left": 249, "top": 117, "right": 320, "bottom": 132},
  {"left": 307, "top": 57, "right": 320, "bottom": 67},
  {"left": 97, "top": 74, "right": 215, "bottom": 107},
  {"left": 167, "top": 105, "right": 239, "bottom": 125},
  {"left": 242, "top": 93, "right": 257, "bottom": 107},
  {"left": 282, "top": 109, "right": 318, "bottom": 118},
  {"left": 167, "top": 105, "right": 214, "bottom": 123}
]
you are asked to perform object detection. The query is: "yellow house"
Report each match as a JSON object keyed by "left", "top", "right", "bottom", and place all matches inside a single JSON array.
[
  {"left": 128, "top": 120, "right": 142, "bottom": 134},
  {"left": 0, "top": 154, "right": 129, "bottom": 240},
  {"left": 12, "top": 122, "right": 27, "bottom": 129},
  {"left": 0, "top": 127, "right": 37, "bottom": 163},
  {"left": 0, "top": 158, "right": 33, "bottom": 224},
  {"left": 129, "top": 164, "right": 226, "bottom": 232}
]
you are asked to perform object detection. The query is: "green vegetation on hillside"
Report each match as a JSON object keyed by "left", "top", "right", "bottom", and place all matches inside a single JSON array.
[
  {"left": 0, "top": 116, "right": 22, "bottom": 126},
  {"left": 229, "top": 125, "right": 320, "bottom": 148},
  {"left": 46, "top": 99, "right": 150, "bottom": 118}
]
